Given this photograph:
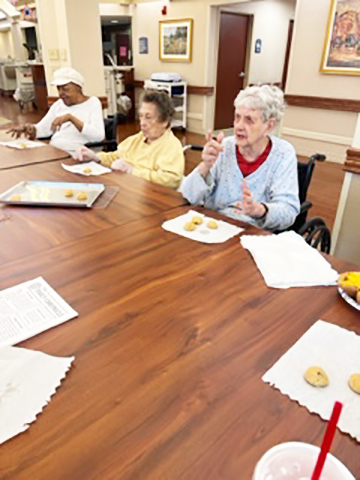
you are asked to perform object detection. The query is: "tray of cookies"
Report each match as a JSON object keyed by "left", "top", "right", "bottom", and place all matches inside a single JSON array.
[{"left": 0, "top": 180, "right": 105, "bottom": 208}]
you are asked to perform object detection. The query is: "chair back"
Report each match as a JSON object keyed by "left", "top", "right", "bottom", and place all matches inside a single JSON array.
[{"left": 297, "top": 159, "right": 315, "bottom": 205}]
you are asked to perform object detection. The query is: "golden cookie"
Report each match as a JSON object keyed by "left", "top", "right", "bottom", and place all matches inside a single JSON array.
[
  {"left": 207, "top": 220, "right": 218, "bottom": 229},
  {"left": 338, "top": 272, "right": 360, "bottom": 300},
  {"left": 77, "top": 192, "right": 88, "bottom": 201},
  {"left": 192, "top": 216, "right": 203, "bottom": 225},
  {"left": 184, "top": 222, "right": 196, "bottom": 231},
  {"left": 304, "top": 366, "right": 329, "bottom": 387},
  {"left": 10, "top": 194, "right": 21, "bottom": 201},
  {"left": 348, "top": 374, "right": 360, "bottom": 394},
  {"left": 64, "top": 189, "right": 73, "bottom": 197},
  {"left": 83, "top": 167, "right": 92, "bottom": 174}
]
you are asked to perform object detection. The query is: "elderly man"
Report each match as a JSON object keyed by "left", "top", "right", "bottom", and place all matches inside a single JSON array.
[
  {"left": 8, "top": 67, "right": 104, "bottom": 158},
  {"left": 181, "top": 85, "right": 300, "bottom": 231}
]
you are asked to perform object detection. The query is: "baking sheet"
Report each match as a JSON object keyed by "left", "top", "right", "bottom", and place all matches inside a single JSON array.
[{"left": 0, "top": 180, "right": 105, "bottom": 208}]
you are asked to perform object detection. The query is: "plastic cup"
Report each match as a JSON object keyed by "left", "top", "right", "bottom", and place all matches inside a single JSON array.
[{"left": 252, "top": 442, "right": 355, "bottom": 480}]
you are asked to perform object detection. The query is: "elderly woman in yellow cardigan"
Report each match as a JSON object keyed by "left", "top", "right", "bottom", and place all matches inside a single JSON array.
[{"left": 76, "top": 90, "right": 184, "bottom": 190}]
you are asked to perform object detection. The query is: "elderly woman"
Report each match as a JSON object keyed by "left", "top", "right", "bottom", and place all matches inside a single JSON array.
[
  {"left": 77, "top": 90, "right": 184, "bottom": 190},
  {"left": 181, "top": 85, "right": 300, "bottom": 231},
  {"left": 8, "top": 67, "right": 104, "bottom": 158}
]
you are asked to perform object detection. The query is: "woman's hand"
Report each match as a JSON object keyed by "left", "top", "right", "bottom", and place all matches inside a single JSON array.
[
  {"left": 198, "top": 130, "right": 225, "bottom": 178},
  {"left": 111, "top": 158, "right": 133, "bottom": 174},
  {"left": 76, "top": 146, "right": 99, "bottom": 162},
  {"left": 7, "top": 124, "right": 36, "bottom": 140},
  {"left": 236, "top": 180, "right": 267, "bottom": 218},
  {"left": 51, "top": 114, "right": 72, "bottom": 132}
]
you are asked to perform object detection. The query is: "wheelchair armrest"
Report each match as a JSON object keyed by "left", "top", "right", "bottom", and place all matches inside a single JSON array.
[
  {"left": 183, "top": 144, "right": 204, "bottom": 152},
  {"left": 310, "top": 153, "right": 326, "bottom": 162},
  {"left": 300, "top": 200, "right": 312, "bottom": 214}
]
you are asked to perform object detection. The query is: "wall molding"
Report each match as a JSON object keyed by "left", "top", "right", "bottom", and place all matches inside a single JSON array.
[
  {"left": 345, "top": 147, "right": 360, "bottom": 174},
  {"left": 281, "top": 127, "right": 352, "bottom": 146},
  {"left": 134, "top": 80, "right": 214, "bottom": 96},
  {"left": 285, "top": 94, "right": 360, "bottom": 113}
]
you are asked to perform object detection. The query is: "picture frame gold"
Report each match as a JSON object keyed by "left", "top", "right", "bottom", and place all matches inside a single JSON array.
[
  {"left": 321, "top": 0, "right": 360, "bottom": 75},
  {"left": 159, "top": 18, "right": 193, "bottom": 62}
]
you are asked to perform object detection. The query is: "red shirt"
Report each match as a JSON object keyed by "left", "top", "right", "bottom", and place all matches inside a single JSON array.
[{"left": 236, "top": 138, "right": 272, "bottom": 177}]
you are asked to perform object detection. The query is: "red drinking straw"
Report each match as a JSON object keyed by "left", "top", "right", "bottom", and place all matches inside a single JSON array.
[{"left": 311, "top": 401, "right": 343, "bottom": 480}]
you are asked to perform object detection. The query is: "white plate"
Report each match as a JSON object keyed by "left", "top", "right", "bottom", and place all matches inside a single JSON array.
[{"left": 338, "top": 287, "right": 360, "bottom": 311}]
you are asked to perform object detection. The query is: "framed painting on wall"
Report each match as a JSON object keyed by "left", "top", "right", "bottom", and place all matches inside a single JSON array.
[
  {"left": 321, "top": 0, "right": 360, "bottom": 75},
  {"left": 159, "top": 19, "right": 193, "bottom": 62}
]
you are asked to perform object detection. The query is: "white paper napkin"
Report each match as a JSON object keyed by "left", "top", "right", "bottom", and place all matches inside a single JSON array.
[
  {"left": 0, "top": 139, "right": 45, "bottom": 149},
  {"left": 62, "top": 161, "right": 111, "bottom": 176},
  {"left": 240, "top": 231, "right": 338, "bottom": 288},
  {"left": 162, "top": 209, "right": 244, "bottom": 243},
  {"left": 263, "top": 320, "right": 360, "bottom": 442},
  {"left": 0, "top": 346, "right": 74, "bottom": 444}
]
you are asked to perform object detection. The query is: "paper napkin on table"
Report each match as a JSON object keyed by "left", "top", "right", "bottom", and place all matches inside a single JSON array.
[
  {"left": 263, "top": 320, "right": 360, "bottom": 442},
  {"left": 162, "top": 209, "right": 244, "bottom": 244},
  {"left": 240, "top": 231, "right": 338, "bottom": 288},
  {"left": 0, "top": 346, "right": 74, "bottom": 444},
  {"left": 62, "top": 161, "right": 111, "bottom": 176},
  {"left": 0, "top": 139, "right": 45, "bottom": 149}
]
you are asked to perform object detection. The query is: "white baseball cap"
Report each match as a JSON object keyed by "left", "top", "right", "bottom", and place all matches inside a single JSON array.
[{"left": 51, "top": 67, "right": 84, "bottom": 88}]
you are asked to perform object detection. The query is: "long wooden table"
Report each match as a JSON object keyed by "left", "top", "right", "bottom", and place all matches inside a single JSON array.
[
  {"left": 0, "top": 144, "right": 70, "bottom": 170},
  {"left": 0, "top": 160, "right": 186, "bottom": 263},
  {"left": 0, "top": 206, "right": 359, "bottom": 479}
]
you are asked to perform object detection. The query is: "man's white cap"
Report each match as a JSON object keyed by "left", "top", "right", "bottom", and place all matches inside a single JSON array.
[{"left": 51, "top": 67, "right": 84, "bottom": 88}]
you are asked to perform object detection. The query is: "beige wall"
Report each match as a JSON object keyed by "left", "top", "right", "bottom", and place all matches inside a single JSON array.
[
  {"left": 132, "top": 0, "right": 294, "bottom": 133},
  {"left": 222, "top": 0, "right": 295, "bottom": 85},
  {"left": 281, "top": 0, "right": 359, "bottom": 163},
  {"left": 0, "top": 30, "right": 14, "bottom": 58},
  {"left": 36, "top": 0, "right": 105, "bottom": 97}
]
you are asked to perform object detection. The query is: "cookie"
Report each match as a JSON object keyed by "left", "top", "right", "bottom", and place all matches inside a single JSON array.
[
  {"left": 77, "top": 192, "right": 88, "bottom": 201},
  {"left": 192, "top": 216, "right": 203, "bottom": 225},
  {"left": 64, "top": 189, "right": 73, "bottom": 197},
  {"left": 184, "top": 222, "right": 196, "bottom": 231},
  {"left": 10, "top": 194, "right": 21, "bottom": 201},
  {"left": 304, "top": 366, "right": 329, "bottom": 387},
  {"left": 83, "top": 168, "right": 92, "bottom": 174},
  {"left": 207, "top": 220, "right": 218, "bottom": 229},
  {"left": 348, "top": 374, "right": 360, "bottom": 394}
]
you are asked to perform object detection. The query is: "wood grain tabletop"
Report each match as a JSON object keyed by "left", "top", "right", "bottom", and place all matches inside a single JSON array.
[
  {"left": 0, "top": 161, "right": 186, "bottom": 264},
  {"left": 0, "top": 144, "right": 70, "bottom": 170},
  {"left": 0, "top": 208, "right": 358, "bottom": 480}
]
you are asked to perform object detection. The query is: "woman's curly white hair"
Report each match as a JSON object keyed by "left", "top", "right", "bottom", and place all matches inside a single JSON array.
[{"left": 234, "top": 85, "right": 286, "bottom": 123}]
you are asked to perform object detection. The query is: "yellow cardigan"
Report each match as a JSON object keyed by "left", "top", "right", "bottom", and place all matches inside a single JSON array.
[{"left": 98, "top": 129, "right": 184, "bottom": 189}]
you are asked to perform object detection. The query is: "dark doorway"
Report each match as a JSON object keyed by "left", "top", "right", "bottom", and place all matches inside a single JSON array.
[
  {"left": 281, "top": 19, "right": 294, "bottom": 91},
  {"left": 214, "top": 12, "right": 250, "bottom": 130}
]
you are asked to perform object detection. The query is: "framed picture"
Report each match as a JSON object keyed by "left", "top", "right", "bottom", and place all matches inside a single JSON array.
[
  {"left": 159, "top": 19, "right": 193, "bottom": 62},
  {"left": 321, "top": 0, "right": 360, "bottom": 75}
]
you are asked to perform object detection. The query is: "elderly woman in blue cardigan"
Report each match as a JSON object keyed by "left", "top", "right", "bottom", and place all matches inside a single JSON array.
[{"left": 180, "top": 85, "right": 300, "bottom": 231}]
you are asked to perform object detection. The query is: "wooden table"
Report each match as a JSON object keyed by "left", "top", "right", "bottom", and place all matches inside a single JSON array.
[
  {"left": 0, "top": 144, "right": 70, "bottom": 170},
  {"left": 0, "top": 160, "right": 186, "bottom": 263},
  {"left": 0, "top": 207, "right": 359, "bottom": 480}
]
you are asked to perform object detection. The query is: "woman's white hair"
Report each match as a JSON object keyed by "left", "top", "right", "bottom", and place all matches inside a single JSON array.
[{"left": 234, "top": 85, "right": 285, "bottom": 123}]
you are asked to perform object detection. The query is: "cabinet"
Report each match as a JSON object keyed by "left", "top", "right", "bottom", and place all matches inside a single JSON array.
[{"left": 144, "top": 80, "right": 187, "bottom": 130}]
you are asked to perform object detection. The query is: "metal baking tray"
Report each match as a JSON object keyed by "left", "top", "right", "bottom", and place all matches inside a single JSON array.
[{"left": 0, "top": 180, "right": 105, "bottom": 208}]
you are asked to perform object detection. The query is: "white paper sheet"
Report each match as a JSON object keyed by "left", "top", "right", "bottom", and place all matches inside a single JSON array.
[
  {"left": 162, "top": 209, "right": 244, "bottom": 244},
  {"left": 0, "top": 139, "right": 45, "bottom": 149},
  {"left": 240, "top": 231, "right": 338, "bottom": 288},
  {"left": 263, "top": 320, "right": 360, "bottom": 442},
  {"left": 62, "top": 161, "right": 111, "bottom": 176},
  {"left": 0, "top": 277, "right": 78, "bottom": 348},
  {"left": 0, "top": 346, "right": 74, "bottom": 444}
]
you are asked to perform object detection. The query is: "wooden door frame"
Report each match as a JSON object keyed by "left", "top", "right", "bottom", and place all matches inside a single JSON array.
[{"left": 205, "top": 7, "right": 253, "bottom": 132}]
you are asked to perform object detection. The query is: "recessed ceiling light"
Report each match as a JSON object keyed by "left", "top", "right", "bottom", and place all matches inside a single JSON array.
[{"left": 111, "top": 20, "right": 119, "bottom": 23}]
